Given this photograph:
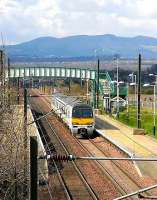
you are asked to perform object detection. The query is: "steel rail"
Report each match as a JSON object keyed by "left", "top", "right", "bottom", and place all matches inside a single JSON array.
[
  {"left": 30, "top": 95, "right": 99, "bottom": 200},
  {"left": 32, "top": 90, "right": 130, "bottom": 197},
  {"left": 72, "top": 136, "right": 131, "bottom": 198},
  {"left": 38, "top": 167, "right": 53, "bottom": 200},
  {"left": 114, "top": 184, "right": 157, "bottom": 200},
  {"left": 75, "top": 156, "right": 157, "bottom": 161},
  {"left": 44, "top": 114, "right": 99, "bottom": 200},
  {"left": 96, "top": 117, "right": 157, "bottom": 158},
  {"left": 30, "top": 104, "right": 72, "bottom": 200},
  {"left": 29, "top": 90, "right": 98, "bottom": 199},
  {"left": 31, "top": 109, "right": 57, "bottom": 200},
  {"left": 87, "top": 138, "right": 153, "bottom": 198},
  {"left": 31, "top": 90, "right": 157, "bottom": 199}
]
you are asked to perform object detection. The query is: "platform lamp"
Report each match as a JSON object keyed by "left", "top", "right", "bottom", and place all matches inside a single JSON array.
[
  {"left": 116, "top": 58, "right": 119, "bottom": 118},
  {"left": 143, "top": 83, "right": 156, "bottom": 136},
  {"left": 112, "top": 56, "right": 120, "bottom": 118},
  {"left": 149, "top": 73, "right": 157, "bottom": 94},
  {"left": 129, "top": 73, "right": 137, "bottom": 106},
  {"left": 149, "top": 73, "right": 157, "bottom": 83},
  {"left": 111, "top": 80, "right": 124, "bottom": 118}
]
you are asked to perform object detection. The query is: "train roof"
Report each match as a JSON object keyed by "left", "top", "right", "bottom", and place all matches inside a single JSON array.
[
  {"left": 52, "top": 93, "right": 91, "bottom": 107},
  {"left": 73, "top": 103, "right": 92, "bottom": 108},
  {"left": 52, "top": 93, "right": 81, "bottom": 106}
]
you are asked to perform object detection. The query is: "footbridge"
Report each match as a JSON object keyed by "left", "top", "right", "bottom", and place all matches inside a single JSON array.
[
  {"left": 9, "top": 66, "right": 96, "bottom": 80},
  {"left": 9, "top": 66, "right": 127, "bottom": 108},
  {"left": 9, "top": 66, "right": 127, "bottom": 95}
]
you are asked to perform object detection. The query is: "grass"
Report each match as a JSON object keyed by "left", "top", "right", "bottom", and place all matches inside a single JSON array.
[{"left": 117, "top": 106, "right": 157, "bottom": 138}]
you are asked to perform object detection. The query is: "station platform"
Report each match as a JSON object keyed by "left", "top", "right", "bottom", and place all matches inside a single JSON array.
[{"left": 95, "top": 114, "right": 157, "bottom": 178}]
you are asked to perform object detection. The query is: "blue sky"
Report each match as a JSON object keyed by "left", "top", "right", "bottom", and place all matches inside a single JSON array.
[{"left": 1, "top": 0, "right": 157, "bottom": 44}]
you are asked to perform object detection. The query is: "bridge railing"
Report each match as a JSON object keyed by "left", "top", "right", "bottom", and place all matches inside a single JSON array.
[{"left": 9, "top": 67, "right": 97, "bottom": 80}]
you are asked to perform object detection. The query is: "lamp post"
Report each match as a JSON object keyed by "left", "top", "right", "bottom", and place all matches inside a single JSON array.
[
  {"left": 126, "top": 82, "right": 129, "bottom": 117},
  {"left": 97, "top": 59, "right": 100, "bottom": 109},
  {"left": 111, "top": 80, "right": 124, "bottom": 118},
  {"left": 129, "top": 73, "right": 137, "bottom": 106},
  {"left": 116, "top": 58, "right": 119, "bottom": 118},
  {"left": 143, "top": 83, "right": 156, "bottom": 135},
  {"left": 86, "top": 79, "right": 90, "bottom": 104},
  {"left": 153, "top": 85, "right": 156, "bottom": 135},
  {"left": 149, "top": 73, "right": 157, "bottom": 83}
]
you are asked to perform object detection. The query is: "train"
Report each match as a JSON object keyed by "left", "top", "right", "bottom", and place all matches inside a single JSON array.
[{"left": 51, "top": 93, "right": 95, "bottom": 137}]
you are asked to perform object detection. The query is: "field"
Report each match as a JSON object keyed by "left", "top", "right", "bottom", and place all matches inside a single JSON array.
[{"left": 118, "top": 105, "right": 157, "bottom": 138}]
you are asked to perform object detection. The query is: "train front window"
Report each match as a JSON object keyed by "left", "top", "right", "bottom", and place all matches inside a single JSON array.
[
  {"left": 72, "top": 107, "right": 93, "bottom": 118},
  {"left": 82, "top": 108, "right": 93, "bottom": 117},
  {"left": 72, "top": 108, "right": 82, "bottom": 118}
]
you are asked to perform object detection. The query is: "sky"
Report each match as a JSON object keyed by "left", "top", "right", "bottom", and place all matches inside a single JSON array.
[{"left": 0, "top": 0, "right": 157, "bottom": 45}]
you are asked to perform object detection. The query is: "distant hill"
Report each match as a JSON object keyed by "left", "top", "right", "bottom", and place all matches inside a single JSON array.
[{"left": 4, "top": 34, "right": 157, "bottom": 60}]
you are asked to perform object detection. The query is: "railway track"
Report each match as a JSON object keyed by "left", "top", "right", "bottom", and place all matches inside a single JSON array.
[
  {"left": 78, "top": 138, "right": 153, "bottom": 198},
  {"left": 29, "top": 89, "right": 157, "bottom": 199},
  {"left": 29, "top": 94, "right": 99, "bottom": 200},
  {"left": 32, "top": 110, "right": 69, "bottom": 200},
  {"left": 36, "top": 99, "right": 137, "bottom": 198},
  {"left": 34, "top": 92, "right": 136, "bottom": 198}
]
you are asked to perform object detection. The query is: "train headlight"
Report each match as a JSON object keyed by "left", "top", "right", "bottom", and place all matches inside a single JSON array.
[
  {"left": 88, "top": 122, "right": 94, "bottom": 125},
  {"left": 72, "top": 122, "right": 79, "bottom": 125}
]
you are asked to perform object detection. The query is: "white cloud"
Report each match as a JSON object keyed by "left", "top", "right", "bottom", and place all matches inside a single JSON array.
[
  {"left": 0, "top": 0, "right": 157, "bottom": 45},
  {"left": 137, "top": 0, "right": 157, "bottom": 18}
]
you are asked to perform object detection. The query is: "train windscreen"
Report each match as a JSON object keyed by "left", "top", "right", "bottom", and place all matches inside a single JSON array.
[{"left": 72, "top": 106, "right": 93, "bottom": 118}]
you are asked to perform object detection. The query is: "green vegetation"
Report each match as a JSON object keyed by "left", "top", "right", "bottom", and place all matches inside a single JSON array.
[{"left": 117, "top": 106, "right": 157, "bottom": 138}]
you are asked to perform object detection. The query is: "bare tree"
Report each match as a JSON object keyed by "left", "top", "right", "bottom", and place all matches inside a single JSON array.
[{"left": 0, "top": 50, "right": 28, "bottom": 200}]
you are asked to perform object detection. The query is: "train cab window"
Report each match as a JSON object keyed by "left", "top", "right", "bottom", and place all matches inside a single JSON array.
[
  {"left": 82, "top": 108, "right": 93, "bottom": 118},
  {"left": 72, "top": 107, "right": 93, "bottom": 118},
  {"left": 72, "top": 109, "right": 81, "bottom": 118}
]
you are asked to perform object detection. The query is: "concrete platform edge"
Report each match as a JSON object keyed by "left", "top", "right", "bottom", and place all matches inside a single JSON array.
[
  {"left": 96, "top": 130, "right": 132, "bottom": 157},
  {"left": 97, "top": 130, "right": 143, "bottom": 176}
]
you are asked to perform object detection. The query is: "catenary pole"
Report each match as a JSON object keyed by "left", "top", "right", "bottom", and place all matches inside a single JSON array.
[
  {"left": 24, "top": 87, "right": 28, "bottom": 197},
  {"left": 97, "top": 59, "right": 100, "bottom": 109},
  {"left": 30, "top": 136, "right": 38, "bottom": 200},
  {"left": 137, "top": 54, "right": 141, "bottom": 128}
]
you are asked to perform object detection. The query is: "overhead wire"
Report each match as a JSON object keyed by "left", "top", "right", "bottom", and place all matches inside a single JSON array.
[
  {"left": 28, "top": 91, "right": 156, "bottom": 200},
  {"left": 29, "top": 102, "right": 54, "bottom": 199},
  {"left": 21, "top": 96, "right": 54, "bottom": 199},
  {"left": 27, "top": 96, "right": 78, "bottom": 126},
  {"left": 28, "top": 95, "right": 74, "bottom": 199}
]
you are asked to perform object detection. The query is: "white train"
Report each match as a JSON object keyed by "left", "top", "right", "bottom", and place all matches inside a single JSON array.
[{"left": 51, "top": 93, "right": 95, "bottom": 137}]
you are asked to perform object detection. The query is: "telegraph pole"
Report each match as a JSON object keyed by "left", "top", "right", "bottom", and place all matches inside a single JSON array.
[
  {"left": 97, "top": 59, "right": 100, "bottom": 109},
  {"left": 24, "top": 87, "right": 28, "bottom": 197},
  {"left": 17, "top": 77, "right": 20, "bottom": 104},
  {"left": 0, "top": 50, "right": 4, "bottom": 84},
  {"left": 8, "top": 58, "right": 10, "bottom": 106},
  {"left": 30, "top": 136, "right": 38, "bottom": 200},
  {"left": 0, "top": 50, "right": 4, "bottom": 107},
  {"left": 137, "top": 54, "right": 141, "bottom": 128},
  {"left": 116, "top": 58, "right": 119, "bottom": 118},
  {"left": 69, "top": 78, "right": 71, "bottom": 93}
]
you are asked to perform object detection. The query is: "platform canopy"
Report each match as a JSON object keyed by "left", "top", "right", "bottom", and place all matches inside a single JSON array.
[{"left": 9, "top": 67, "right": 97, "bottom": 80}]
